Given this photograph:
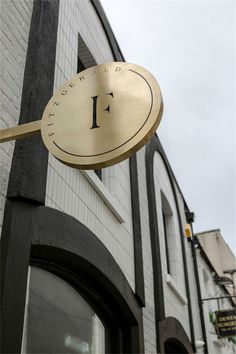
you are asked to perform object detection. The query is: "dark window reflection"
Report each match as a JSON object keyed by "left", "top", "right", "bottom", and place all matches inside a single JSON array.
[{"left": 21, "top": 267, "right": 105, "bottom": 354}]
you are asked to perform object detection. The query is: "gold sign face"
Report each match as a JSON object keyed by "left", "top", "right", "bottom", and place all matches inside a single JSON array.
[{"left": 41, "top": 62, "right": 163, "bottom": 169}]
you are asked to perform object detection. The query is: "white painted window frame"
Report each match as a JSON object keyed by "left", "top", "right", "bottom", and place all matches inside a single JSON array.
[
  {"left": 166, "top": 273, "right": 188, "bottom": 305},
  {"left": 81, "top": 170, "right": 125, "bottom": 223}
]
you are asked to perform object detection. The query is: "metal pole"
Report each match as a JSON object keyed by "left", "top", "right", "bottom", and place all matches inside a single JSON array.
[{"left": 202, "top": 295, "right": 236, "bottom": 301}]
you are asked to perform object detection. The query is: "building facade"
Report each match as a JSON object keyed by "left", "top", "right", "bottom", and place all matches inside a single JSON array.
[
  {"left": 196, "top": 230, "right": 236, "bottom": 354},
  {"left": 1, "top": 1, "right": 235, "bottom": 353}
]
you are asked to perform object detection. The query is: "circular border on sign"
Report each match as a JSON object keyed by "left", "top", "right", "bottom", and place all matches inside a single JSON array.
[
  {"left": 52, "top": 69, "right": 153, "bottom": 157},
  {"left": 41, "top": 62, "right": 163, "bottom": 169}
]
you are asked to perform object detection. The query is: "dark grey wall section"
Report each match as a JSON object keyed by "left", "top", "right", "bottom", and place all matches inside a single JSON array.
[
  {"left": 7, "top": 0, "right": 60, "bottom": 205},
  {"left": 1, "top": 202, "right": 144, "bottom": 354},
  {"left": 145, "top": 134, "right": 196, "bottom": 353},
  {"left": 1, "top": 201, "right": 36, "bottom": 353}
]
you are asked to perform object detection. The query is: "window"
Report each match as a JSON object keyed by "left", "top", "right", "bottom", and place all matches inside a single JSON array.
[
  {"left": 21, "top": 267, "right": 105, "bottom": 354},
  {"left": 77, "top": 34, "right": 96, "bottom": 72},
  {"left": 161, "top": 191, "right": 174, "bottom": 275},
  {"left": 77, "top": 34, "right": 102, "bottom": 180}
]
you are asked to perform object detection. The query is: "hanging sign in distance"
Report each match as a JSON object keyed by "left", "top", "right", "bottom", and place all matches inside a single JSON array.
[
  {"left": 215, "top": 309, "right": 236, "bottom": 338},
  {"left": 0, "top": 62, "right": 163, "bottom": 170}
]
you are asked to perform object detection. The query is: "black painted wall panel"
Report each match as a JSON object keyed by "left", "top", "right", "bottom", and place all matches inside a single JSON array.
[{"left": 7, "top": 0, "right": 60, "bottom": 205}]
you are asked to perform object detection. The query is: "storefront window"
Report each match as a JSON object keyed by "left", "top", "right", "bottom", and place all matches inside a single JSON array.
[{"left": 21, "top": 266, "right": 105, "bottom": 354}]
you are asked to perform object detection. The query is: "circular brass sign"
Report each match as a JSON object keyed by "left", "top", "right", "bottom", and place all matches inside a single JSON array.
[{"left": 41, "top": 62, "right": 163, "bottom": 169}]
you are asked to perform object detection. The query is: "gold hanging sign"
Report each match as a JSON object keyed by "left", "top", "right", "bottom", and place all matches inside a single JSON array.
[{"left": 0, "top": 62, "right": 163, "bottom": 169}]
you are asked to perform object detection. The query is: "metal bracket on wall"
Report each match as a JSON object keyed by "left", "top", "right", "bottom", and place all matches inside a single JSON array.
[
  {"left": 0, "top": 119, "right": 41, "bottom": 143},
  {"left": 202, "top": 295, "right": 236, "bottom": 301}
]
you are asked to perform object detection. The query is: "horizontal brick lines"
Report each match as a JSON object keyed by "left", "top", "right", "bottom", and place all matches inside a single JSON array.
[
  {"left": 82, "top": 0, "right": 113, "bottom": 62},
  {"left": 47, "top": 162, "right": 134, "bottom": 259},
  {"left": 1, "top": 71, "right": 22, "bottom": 104},
  {"left": 0, "top": 105, "right": 17, "bottom": 128},
  {"left": 1, "top": 90, "right": 21, "bottom": 120},
  {"left": 3, "top": 0, "right": 32, "bottom": 28},
  {"left": 0, "top": 14, "right": 29, "bottom": 51}
]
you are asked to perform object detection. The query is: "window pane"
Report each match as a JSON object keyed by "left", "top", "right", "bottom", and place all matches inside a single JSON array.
[{"left": 21, "top": 267, "right": 105, "bottom": 354}]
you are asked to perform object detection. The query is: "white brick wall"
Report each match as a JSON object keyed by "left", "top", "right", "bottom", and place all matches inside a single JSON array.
[
  {"left": 137, "top": 147, "right": 157, "bottom": 353},
  {"left": 0, "top": 0, "right": 33, "bottom": 234},
  {"left": 153, "top": 152, "right": 190, "bottom": 337},
  {"left": 46, "top": 0, "right": 135, "bottom": 289}
]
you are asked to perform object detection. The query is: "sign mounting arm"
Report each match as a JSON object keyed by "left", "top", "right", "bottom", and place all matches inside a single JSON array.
[{"left": 0, "top": 119, "right": 41, "bottom": 143}]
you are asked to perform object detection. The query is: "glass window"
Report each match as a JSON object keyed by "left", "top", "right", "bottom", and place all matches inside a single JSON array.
[{"left": 21, "top": 266, "right": 105, "bottom": 354}]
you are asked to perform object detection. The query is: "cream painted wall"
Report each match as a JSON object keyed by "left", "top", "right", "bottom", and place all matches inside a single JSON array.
[
  {"left": 1, "top": 2, "right": 224, "bottom": 353},
  {"left": 46, "top": 0, "right": 135, "bottom": 289}
]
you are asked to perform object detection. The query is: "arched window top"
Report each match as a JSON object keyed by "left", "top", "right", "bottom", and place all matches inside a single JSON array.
[
  {"left": 22, "top": 266, "right": 105, "bottom": 354},
  {"left": 2, "top": 205, "right": 143, "bottom": 354}
]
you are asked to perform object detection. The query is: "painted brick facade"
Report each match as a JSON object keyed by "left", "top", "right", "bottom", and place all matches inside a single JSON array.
[
  {"left": 0, "top": 2, "right": 199, "bottom": 352},
  {"left": 2, "top": 2, "right": 235, "bottom": 354},
  {"left": 46, "top": 0, "right": 135, "bottom": 289}
]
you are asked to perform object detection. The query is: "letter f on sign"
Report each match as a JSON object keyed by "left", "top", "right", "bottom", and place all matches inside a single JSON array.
[{"left": 91, "top": 92, "right": 113, "bottom": 129}]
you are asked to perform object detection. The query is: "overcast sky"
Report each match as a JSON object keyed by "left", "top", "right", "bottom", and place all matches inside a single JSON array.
[{"left": 101, "top": 0, "right": 236, "bottom": 255}]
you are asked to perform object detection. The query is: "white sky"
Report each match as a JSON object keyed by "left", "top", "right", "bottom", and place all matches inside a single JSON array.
[{"left": 101, "top": 0, "right": 236, "bottom": 255}]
